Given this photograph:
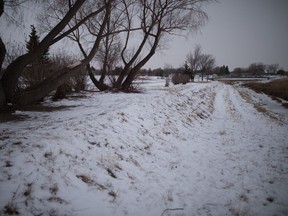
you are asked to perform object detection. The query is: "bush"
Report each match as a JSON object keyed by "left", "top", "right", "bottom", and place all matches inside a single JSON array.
[
  {"left": 171, "top": 73, "right": 190, "bottom": 85},
  {"left": 70, "top": 70, "right": 87, "bottom": 92}
]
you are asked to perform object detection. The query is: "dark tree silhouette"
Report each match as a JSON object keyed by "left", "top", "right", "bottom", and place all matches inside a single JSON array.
[
  {"left": 23, "top": 25, "right": 50, "bottom": 87},
  {"left": 26, "top": 25, "right": 49, "bottom": 64}
]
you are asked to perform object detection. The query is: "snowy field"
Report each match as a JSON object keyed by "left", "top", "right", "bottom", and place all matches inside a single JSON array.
[{"left": 0, "top": 78, "right": 287, "bottom": 216}]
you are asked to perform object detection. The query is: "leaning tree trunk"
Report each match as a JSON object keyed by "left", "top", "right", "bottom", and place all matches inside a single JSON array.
[
  {"left": 0, "top": 36, "right": 6, "bottom": 110},
  {"left": 0, "top": 37, "right": 5, "bottom": 78},
  {"left": 0, "top": 0, "right": 6, "bottom": 111},
  {"left": 0, "top": 0, "right": 3, "bottom": 16},
  {"left": 75, "top": 34, "right": 108, "bottom": 91},
  {"left": 15, "top": 64, "right": 84, "bottom": 107}
]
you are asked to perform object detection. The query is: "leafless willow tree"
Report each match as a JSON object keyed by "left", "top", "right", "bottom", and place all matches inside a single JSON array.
[{"left": 115, "top": 0, "right": 212, "bottom": 91}]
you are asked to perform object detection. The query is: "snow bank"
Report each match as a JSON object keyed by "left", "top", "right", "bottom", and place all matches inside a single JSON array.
[{"left": 0, "top": 78, "right": 287, "bottom": 216}]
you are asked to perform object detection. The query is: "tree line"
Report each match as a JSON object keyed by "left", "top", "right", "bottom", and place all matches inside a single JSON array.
[
  {"left": 144, "top": 44, "right": 285, "bottom": 81},
  {"left": 0, "top": 0, "right": 214, "bottom": 110}
]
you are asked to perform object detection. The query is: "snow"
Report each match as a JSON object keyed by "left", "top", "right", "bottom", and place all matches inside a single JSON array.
[{"left": 0, "top": 78, "right": 288, "bottom": 216}]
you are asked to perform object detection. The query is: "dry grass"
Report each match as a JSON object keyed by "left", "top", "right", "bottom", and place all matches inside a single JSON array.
[
  {"left": 243, "top": 78, "right": 288, "bottom": 103},
  {"left": 4, "top": 203, "right": 19, "bottom": 215},
  {"left": 76, "top": 174, "right": 107, "bottom": 190}
]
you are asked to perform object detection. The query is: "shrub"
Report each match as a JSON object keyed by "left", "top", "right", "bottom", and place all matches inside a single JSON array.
[
  {"left": 70, "top": 70, "right": 87, "bottom": 92},
  {"left": 171, "top": 73, "right": 190, "bottom": 85}
]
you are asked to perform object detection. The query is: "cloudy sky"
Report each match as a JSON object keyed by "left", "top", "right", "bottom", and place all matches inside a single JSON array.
[
  {"left": 146, "top": 0, "right": 288, "bottom": 70},
  {"left": 1, "top": 0, "right": 287, "bottom": 71}
]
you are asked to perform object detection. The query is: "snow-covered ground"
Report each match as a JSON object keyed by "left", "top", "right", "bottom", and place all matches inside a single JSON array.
[{"left": 0, "top": 78, "right": 287, "bottom": 216}]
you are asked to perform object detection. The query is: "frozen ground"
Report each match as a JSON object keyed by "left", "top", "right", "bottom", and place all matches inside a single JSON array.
[{"left": 0, "top": 78, "right": 287, "bottom": 216}]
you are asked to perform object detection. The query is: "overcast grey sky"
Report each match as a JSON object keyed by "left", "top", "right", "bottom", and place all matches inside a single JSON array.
[
  {"left": 145, "top": 0, "right": 288, "bottom": 70},
  {"left": 1, "top": 0, "right": 287, "bottom": 71}
]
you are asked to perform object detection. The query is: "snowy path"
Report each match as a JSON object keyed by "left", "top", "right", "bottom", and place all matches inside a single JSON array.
[
  {"left": 177, "top": 83, "right": 288, "bottom": 215},
  {"left": 0, "top": 80, "right": 287, "bottom": 216}
]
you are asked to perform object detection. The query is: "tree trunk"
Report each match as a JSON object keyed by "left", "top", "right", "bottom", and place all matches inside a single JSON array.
[
  {"left": 190, "top": 70, "right": 195, "bottom": 82},
  {"left": 15, "top": 65, "right": 84, "bottom": 107},
  {"left": 87, "top": 65, "right": 108, "bottom": 91},
  {"left": 121, "top": 49, "right": 155, "bottom": 91},
  {"left": 0, "top": 0, "right": 3, "bottom": 17},
  {"left": 75, "top": 38, "right": 108, "bottom": 91},
  {"left": 114, "top": 71, "right": 126, "bottom": 89},
  {"left": 1, "top": 0, "right": 86, "bottom": 103},
  {"left": 0, "top": 36, "right": 5, "bottom": 78},
  {"left": 121, "top": 32, "right": 160, "bottom": 91},
  {"left": 0, "top": 83, "right": 6, "bottom": 111},
  {"left": 115, "top": 33, "right": 150, "bottom": 89},
  {"left": 0, "top": 0, "right": 6, "bottom": 110},
  {"left": 99, "top": 17, "right": 110, "bottom": 84},
  {"left": 0, "top": 36, "right": 6, "bottom": 110}
]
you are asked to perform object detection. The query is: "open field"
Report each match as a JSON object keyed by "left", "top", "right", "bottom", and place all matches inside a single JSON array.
[{"left": 0, "top": 78, "right": 288, "bottom": 216}]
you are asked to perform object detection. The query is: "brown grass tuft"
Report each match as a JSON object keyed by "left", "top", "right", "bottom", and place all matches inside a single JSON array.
[{"left": 4, "top": 203, "right": 19, "bottom": 215}]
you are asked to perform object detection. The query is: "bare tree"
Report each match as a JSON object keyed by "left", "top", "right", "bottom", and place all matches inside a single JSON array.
[
  {"left": 199, "top": 54, "right": 215, "bottom": 81},
  {"left": 186, "top": 44, "right": 215, "bottom": 81},
  {"left": 186, "top": 44, "right": 202, "bottom": 81},
  {"left": 266, "top": 64, "right": 279, "bottom": 74},
  {"left": 248, "top": 63, "right": 266, "bottom": 77},
  {"left": 115, "top": 0, "right": 213, "bottom": 91}
]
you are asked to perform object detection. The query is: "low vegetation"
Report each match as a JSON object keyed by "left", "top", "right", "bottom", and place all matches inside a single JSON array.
[{"left": 243, "top": 78, "right": 288, "bottom": 108}]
